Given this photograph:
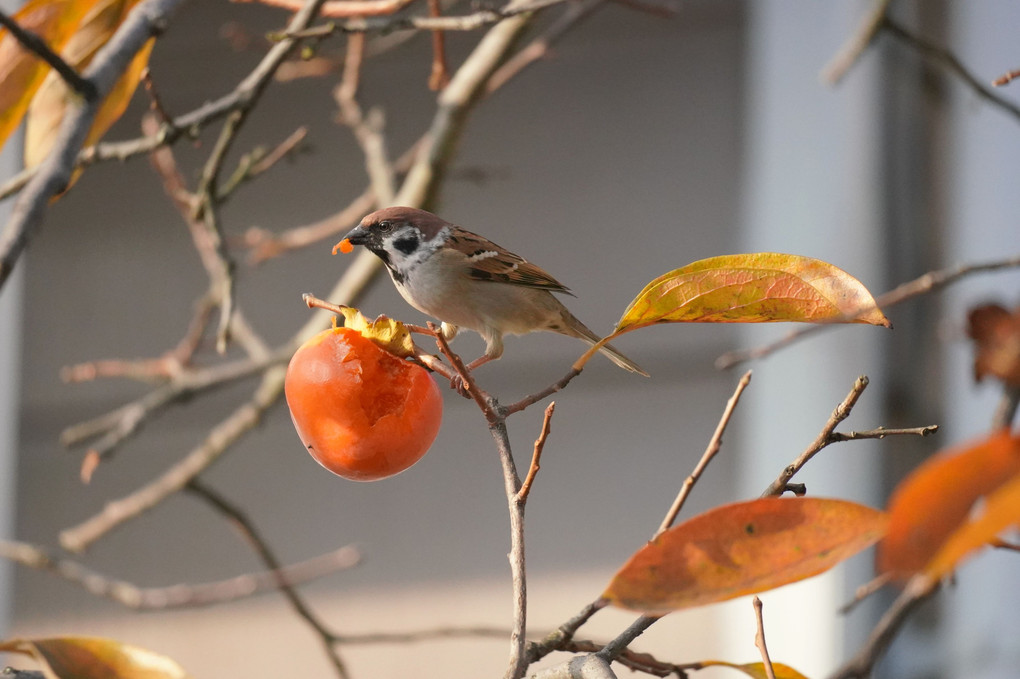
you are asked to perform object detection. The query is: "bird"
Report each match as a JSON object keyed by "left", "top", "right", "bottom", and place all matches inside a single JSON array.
[{"left": 340, "top": 206, "right": 647, "bottom": 376}]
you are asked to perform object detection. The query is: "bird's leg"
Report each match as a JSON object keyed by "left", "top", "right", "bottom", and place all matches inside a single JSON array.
[{"left": 450, "top": 332, "right": 502, "bottom": 396}]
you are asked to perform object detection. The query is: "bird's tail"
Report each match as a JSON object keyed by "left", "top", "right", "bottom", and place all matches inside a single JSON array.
[{"left": 563, "top": 313, "right": 649, "bottom": 377}]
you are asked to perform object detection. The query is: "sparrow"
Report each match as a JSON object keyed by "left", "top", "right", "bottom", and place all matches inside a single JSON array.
[{"left": 341, "top": 206, "right": 647, "bottom": 376}]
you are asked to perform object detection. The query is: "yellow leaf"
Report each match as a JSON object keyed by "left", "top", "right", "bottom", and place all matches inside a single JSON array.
[
  {"left": 0, "top": 0, "right": 99, "bottom": 152},
  {"left": 924, "top": 470, "right": 1020, "bottom": 580},
  {"left": 616, "top": 253, "right": 891, "bottom": 333},
  {"left": 0, "top": 636, "right": 192, "bottom": 679},
  {"left": 701, "top": 659, "right": 811, "bottom": 679},
  {"left": 25, "top": 0, "right": 150, "bottom": 172},
  {"left": 603, "top": 497, "right": 887, "bottom": 615}
]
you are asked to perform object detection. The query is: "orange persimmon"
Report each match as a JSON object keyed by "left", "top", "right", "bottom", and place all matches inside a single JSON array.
[{"left": 285, "top": 327, "right": 442, "bottom": 481}]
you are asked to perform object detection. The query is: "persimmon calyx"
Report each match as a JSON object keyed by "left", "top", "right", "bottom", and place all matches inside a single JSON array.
[{"left": 336, "top": 306, "right": 416, "bottom": 358}]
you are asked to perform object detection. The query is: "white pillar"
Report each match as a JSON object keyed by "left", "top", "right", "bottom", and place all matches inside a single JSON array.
[
  {"left": 727, "top": 3, "right": 885, "bottom": 676},
  {"left": 0, "top": 0, "right": 25, "bottom": 638}
]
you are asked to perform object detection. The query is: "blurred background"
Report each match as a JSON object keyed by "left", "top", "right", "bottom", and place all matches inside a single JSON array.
[{"left": 1, "top": 1, "right": 1019, "bottom": 677}]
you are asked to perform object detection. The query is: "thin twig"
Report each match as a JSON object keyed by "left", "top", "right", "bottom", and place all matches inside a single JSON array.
[
  {"left": 752, "top": 597, "right": 777, "bottom": 679},
  {"left": 656, "top": 370, "right": 752, "bottom": 537},
  {"left": 517, "top": 401, "right": 555, "bottom": 502},
  {"left": 839, "top": 572, "right": 894, "bottom": 615},
  {"left": 0, "top": 537, "right": 360, "bottom": 610},
  {"left": 280, "top": 0, "right": 568, "bottom": 38},
  {"left": 186, "top": 480, "right": 350, "bottom": 678},
  {"left": 242, "top": 0, "right": 418, "bottom": 18},
  {"left": 762, "top": 376, "right": 869, "bottom": 497},
  {"left": 883, "top": 17, "right": 1020, "bottom": 123},
  {"left": 486, "top": 0, "right": 605, "bottom": 92},
  {"left": 0, "top": 0, "right": 187, "bottom": 290},
  {"left": 0, "top": 10, "right": 98, "bottom": 99},
  {"left": 217, "top": 126, "right": 310, "bottom": 199},
  {"left": 427, "top": 0, "right": 451, "bottom": 90},
  {"left": 335, "top": 33, "right": 397, "bottom": 206},
  {"left": 993, "top": 68, "right": 1020, "bottom": 87},
  {"left": 504, "top": 366, "right": 583, "bottom": 415},
  {"left": 717, "top": 255, "right": 1020, "bottom": 369},
  {"left": 595, "top": 615, "right": 658, "bottom": 663},
  {"left": 0, "top": 0, "right": 578, "bottom": 204},
  {"left": 830, "top": 577, "right": 939, "bottom": 679},
  {"left": 819, "top": 0, "right": 891, "bottom": 85},
  {"left": 59, "top": 363, "right": 289, "bottom": 553},
  {"left": 830, "top": 424, "right": 938, "bottom": 442}
]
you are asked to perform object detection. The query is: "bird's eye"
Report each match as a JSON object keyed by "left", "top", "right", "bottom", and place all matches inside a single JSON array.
[{"left": 378, "top": 220, "right": 394, "bottom": 233}]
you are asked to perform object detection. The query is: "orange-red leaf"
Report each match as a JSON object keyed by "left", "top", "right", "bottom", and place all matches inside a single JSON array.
[
  {"left": 876, "top": 430, "right": 1020, "bottom": 580},
  {"left": 616, "top": 253, "right": 890, "bottom": 333},
  {"left": 0, "top": 636, "right": 191, "bottom": 679},
  {"left": 0, "top": 0, "right": 98, "bottom": 152},
  {"left": 25, "top": 0, "right": 150, "bottom": 172},
  {"left": 923, "top": 470, "right": 1020, "bottom": 580},
  {"left": 701, "top": 659, "right": 811, "bottom": 679},
  {"left": 604, "top": 497, "right": 887, "bottom": 615}
]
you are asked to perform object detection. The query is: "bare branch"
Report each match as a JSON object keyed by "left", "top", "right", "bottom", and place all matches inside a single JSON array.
[
  {"left": 335, "top": 34, "right": 397, "bottom": 206},
  {"left": 517, "top": 401, "right": 555, "bottom": 502},
  {"left": 819, "top": 0, "right": 891, "bottom": 85},
  {"left": 594, "top": 615, "right": 658, "bottom": 664},
  {"left": 753, "top": 597, "right": 777, "bottom": 679},
  {"left": 59, "top": 364, "right": 288, "bottom": 553},
  {"left": 0, "top": 10, "right": 97, "bottom": 99},
  {"left": 0, "top": 537, "right": 360, "bottom": 610},
  {"left": 0, "top": 0, "right": 187, "bottom": 290},
  {"left": 242, "top": 0, "right": 417, "bottom": 18},
  {"left": 186, "top": 480, "right": 350, "bottom": 678},
  {"left": 831, "top": 577, "right": 939, "bottom": 679},
  {"left": 657, "top": 370, "right": 752, "bottom": 537},
  {"left": 762, "top": 376, "right": 869, "bottom": 497},
  {"left": 883, "top": 17, "right": 1020, "bottom": 123},
  {"left": 993, "top": 68, "right": 1020, "bottom": 87},
  {"left": 525, "top": 599, "right": 609, "bottom": 665},
  {"left": 829, "top": 424, "right": 939, "bottom": 442},
  {"left": 486, "top": 0, "right": 606, "bottom": 93}
]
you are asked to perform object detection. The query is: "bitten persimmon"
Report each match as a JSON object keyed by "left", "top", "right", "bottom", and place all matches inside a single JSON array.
[{"left": 285, "top": 327, "right": 442, "bottom": 481}]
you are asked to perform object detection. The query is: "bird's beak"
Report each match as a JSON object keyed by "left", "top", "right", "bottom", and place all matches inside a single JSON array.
[{"left": 342, "top": 223, "right": 372, "bottom": 246}]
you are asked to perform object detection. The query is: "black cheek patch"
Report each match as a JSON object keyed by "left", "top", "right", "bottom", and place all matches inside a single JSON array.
[{"left": 393, "top": 235, "right": 419, "bottom": 255}]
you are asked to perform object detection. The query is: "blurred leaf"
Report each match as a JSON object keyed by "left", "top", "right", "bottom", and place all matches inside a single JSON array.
[
  {"left": 25, "top": 0, "right": 150, "bottom": 172},
  {"left": 923, "top": 470, "right": 1020, "bottom": 580},
  {"left": 877, "top": 430, "right": 1020, "bottom": 580},
  {"left": 615, "top": 253, "right": 890, "bottom": 333},
  {"left": 701, "top": 659, "right": 811, "bottom": 679},
  {"left": 967, "top": 303, "right": 1020, "bottom": 386},
  {"left": 604, "top": 497, "right": 887, "bottom": 615},
  {"left": 0, "top": 636, "right": 191, "bottom": 679},
  {"left": 0, "top": 0, "right": 98, "bottom": 152}
]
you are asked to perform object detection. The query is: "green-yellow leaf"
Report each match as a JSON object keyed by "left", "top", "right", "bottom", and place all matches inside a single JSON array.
[
  {"left": 616, "top": 253, "right": 891, "bottom": 332},
  {"left": 604, "top": 497, "right": 887, "bottom": 615},
  {"left": 0, "top": 636, "right": 192, "bottom": 679}
]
